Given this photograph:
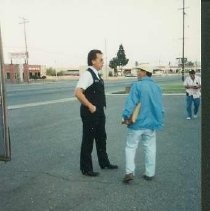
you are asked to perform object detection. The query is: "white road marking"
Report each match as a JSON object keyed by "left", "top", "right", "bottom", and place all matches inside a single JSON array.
[
  {"left": 106, "top": 93, "right": 185, "bottom": 96},
  {"left": 7, "top": 93, "right": 185, "bottom": 110},
  {"left": 8, "top": 97, "right": 76, "bottom": 110}
]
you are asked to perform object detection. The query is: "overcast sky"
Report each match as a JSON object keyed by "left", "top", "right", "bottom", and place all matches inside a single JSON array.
[{"left": 0, "top": 0, "right": 201, "bottom": 67}]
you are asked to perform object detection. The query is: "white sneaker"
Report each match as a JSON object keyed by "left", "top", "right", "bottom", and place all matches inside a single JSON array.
[
  {"left": 186, "top": 117, "right": 191, "bottom": 120},
  {"left": 193, "top": 115, "right": 198, "bottom": 118}
]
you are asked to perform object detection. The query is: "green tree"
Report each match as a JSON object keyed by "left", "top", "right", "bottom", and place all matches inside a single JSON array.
[
  {"left": 57, "top": 71, "right": 64, "bottom": 76},
  {"left": 117, "top": 44, "right": 129, "bottom": 72},
  {"left": 108, "top": 71, "right": 113, "bottom": 77},
  {"left": 46, "top": 67, "right": 56, "bottom": 76},
  {"left": 109, "top": 44, "right": 129, "bottom": 76},
  {"left": 186, "top": 61, "right": 194, "bottom": 67},
  {"left": 109, "top": 57, "right": 118, "bottom": 76}
]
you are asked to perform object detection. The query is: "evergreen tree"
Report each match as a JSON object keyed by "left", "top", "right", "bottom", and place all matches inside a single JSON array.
[
  {"left": 117, "top": 44, "right": 129, "bottom": 72},
  {"left": 109, "top": 44, "right": 129, "bottom": 76}
]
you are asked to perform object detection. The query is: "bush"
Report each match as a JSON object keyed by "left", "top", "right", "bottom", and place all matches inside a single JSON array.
[
  {"left": 57, "top": 71, "right": 64, "bottom": 76},
  {"left": 108, "top": 71, "right": 113, "bottom": 77},
  {"left": 46, "top": 67, "right": 56, "bottom": 76}
]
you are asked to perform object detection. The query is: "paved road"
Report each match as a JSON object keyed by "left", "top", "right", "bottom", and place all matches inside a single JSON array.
[
  {"left": 6, "top": 75, "right": 181, "bottom": 106},
  {"left": 0, "top": 90, "right": 201, "bottom": 211},
  {"left": 6, "top": 75, "right": 181, "bottom": 109}
]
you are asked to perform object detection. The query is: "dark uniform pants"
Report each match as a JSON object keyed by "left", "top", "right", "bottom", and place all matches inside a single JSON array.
[{"left": 80, "top": 112, "right": 110, "bottom": 172}]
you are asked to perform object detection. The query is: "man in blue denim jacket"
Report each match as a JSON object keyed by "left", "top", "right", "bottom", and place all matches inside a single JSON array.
[{"left": 122, "top": 65, "right": 164, "bottom": 183}]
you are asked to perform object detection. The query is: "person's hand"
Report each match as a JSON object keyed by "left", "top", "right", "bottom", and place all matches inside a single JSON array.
[
  {"left": 89, "top": 104, "right": 96, "bottom": 113},
  {"left": 187, "top": 85, "right": 197, "bottom": 89},
  {"left": 193, "top": 85, "right": 199, "bottom": 89},
  {"left": 121, "top": 118, "right": 131, "bottom": 125}
]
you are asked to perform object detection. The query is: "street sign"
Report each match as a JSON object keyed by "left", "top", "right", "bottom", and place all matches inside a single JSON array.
[
  {"left": 9, "top": 52, "right": 27, "bottom": 60},
  {"left": 0, "top": 25, "right": 11, "bottom": 161}
]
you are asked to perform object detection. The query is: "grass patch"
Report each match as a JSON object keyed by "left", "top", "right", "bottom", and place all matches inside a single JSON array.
[
  {"left": 112, "top": 82, "right": 185, "bottom": 94},
  {"left": 112, "top": 90, "right": 126, "bottom": 94},
  {"left": 159, "top": 83, "right": 185, "bottom": 93}
]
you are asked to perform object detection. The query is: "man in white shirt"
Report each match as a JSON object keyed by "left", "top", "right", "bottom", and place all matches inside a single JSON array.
[
  {"left": 183, "top": 70, "right": 201, "bottom": 119},
  {"left": 75, "top": 49, "right": 118, "bottom": 177}
]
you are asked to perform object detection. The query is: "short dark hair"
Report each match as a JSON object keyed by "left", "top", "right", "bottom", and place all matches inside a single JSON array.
[
  {"left": 189, "top": 69, "right": 195, "bottom": 74},
  {"left": 146, "top": 72, "right": 152, "bottom": 77},
  {"left": 87, "top": 49, "right": 102, "bottom": 66}
]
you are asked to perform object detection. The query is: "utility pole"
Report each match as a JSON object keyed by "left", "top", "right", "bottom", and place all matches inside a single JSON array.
[
  {"left": 181, "top": 0, "right": 185, "bottom": 81},
  {"left": 104, "top": 39, "right": 108, "bottom": 79},
  {"left": 19, "top": 17, "right": 29, "bottom": 82},
  {"left": 0, "top": 24, "right": 11, "bottom": 161}
]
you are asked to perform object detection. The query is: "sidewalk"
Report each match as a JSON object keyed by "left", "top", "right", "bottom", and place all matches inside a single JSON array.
[{"left": 0, "top": 95, "right": 201, "bottom": 211}]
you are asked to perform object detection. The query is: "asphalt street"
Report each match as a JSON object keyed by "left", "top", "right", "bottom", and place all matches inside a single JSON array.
[
  {"left": 0, "top": 82, "right": 201, "bottom": 211},
  {"left": 5, "top": 75, "right": 180, "bottom": 106}
]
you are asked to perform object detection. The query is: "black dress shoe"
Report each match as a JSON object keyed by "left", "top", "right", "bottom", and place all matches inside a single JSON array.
[
  {"left": 142, "top": 175, "right": 154, "bottom": 181},
  {"left": 82, "top": 170, "right": 99, "bottom": 177},
  {"left": 122, "top": 173, "right": 134, "bottom": 184},
  {"left": 101, "top": 164, "right": 118, "bottom": 169}
]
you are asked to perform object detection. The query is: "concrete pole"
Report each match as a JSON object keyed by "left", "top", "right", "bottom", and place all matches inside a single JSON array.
[
  {"left": 182, "top": 0, "right": 185, "bottom": 81},
  {"left": 0, "top": 24, "right": 11, "bottom": 161},
  {"left": 19, "top": 17, "right": 29, "bottom": 82}
]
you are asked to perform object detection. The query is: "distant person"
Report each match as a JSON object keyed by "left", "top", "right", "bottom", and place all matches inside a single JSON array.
[
  {"left": 75, "top": 49, "right": 118, "bottom": 177},
  {"left": 121, "top": 65, "right": 164, "bottom": 183},
  {"left": 183, "top": 70, "right": 201, "bottom": 120}
]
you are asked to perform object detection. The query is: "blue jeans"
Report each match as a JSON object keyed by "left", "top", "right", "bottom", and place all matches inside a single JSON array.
[
  {"left": 186, "top": 95, "right": 200, "bottom": 118},
  {"left": 125, "top": 128, "right": 156, "bottom": 177}
]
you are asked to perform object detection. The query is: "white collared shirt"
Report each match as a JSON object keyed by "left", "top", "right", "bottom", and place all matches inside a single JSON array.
[
  {"left": 183, "top": 75, "right": 201, "bottom": 98},
  {"left": 76, "top": 66, "right": 100, "bottom": 90}
]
